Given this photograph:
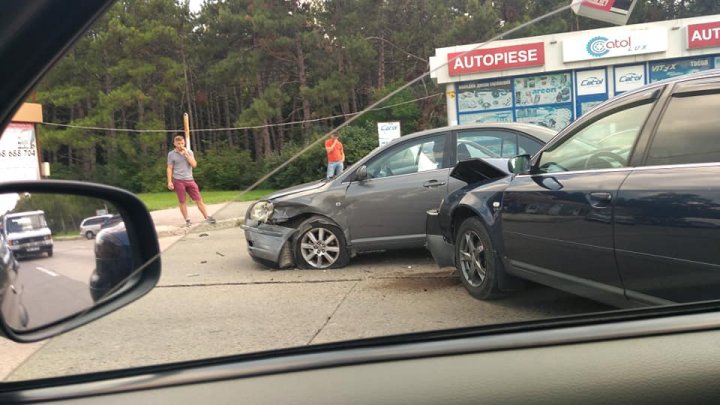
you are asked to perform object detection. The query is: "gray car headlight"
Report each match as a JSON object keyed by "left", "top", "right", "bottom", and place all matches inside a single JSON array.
[{"left": 249, "top": 201, "right": 274, "bottom": 223}]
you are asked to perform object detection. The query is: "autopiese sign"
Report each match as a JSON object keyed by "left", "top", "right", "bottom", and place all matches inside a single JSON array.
[
  {"left": 447, "top": 43, "right": 545, "bottom": 75},
  {"left": 562, "top": 28, "right": 667, "bottom": 62},
  {"left": 687, "top": 21, "right": 720, "bottom": 49}
]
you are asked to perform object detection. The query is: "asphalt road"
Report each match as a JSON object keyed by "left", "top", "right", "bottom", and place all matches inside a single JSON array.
[
  {"left": 20, "top": 238, "right": 96, "bottom": 283},
  {"left": 8, "top": 239, "right": 96, "bottom": 331},
  {"left": 3, "top": 225, "right": 610, "bottom": 381}
]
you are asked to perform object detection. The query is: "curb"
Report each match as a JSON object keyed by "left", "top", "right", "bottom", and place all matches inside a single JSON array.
[
  {"left": 54, "top": 235, "right": 85, "bottom": 242},
  {"left": 155, "top": 217, "right": 245, "bottom": 238}
]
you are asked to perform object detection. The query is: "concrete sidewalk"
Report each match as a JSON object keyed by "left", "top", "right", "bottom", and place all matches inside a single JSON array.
[{"left": 151, "top": 200, "right": 254, "bottom": 237}]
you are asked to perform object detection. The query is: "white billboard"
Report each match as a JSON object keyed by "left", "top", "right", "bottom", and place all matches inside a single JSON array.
[
  {"left": 614, "top": 65, "right": 646, "bottom": 93},
  {"left": 562, "top": 28, "right": 668, "bottom": 62},
  {"left": 0, "top": 123, "right": 40, "bottom": 181},
  {"left": 576, "top": 69, "right": 607, "bottom": 96},
  {"left": 377, "top": 122, "right": 401, "bottom": 147}
]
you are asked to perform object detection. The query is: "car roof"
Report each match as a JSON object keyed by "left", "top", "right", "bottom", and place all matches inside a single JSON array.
[
  {"left": 387, "top": 122, "right": 557, "bottom": 146},
  {"left": 4, "top": 210, "right": 45, "bottom": 218},
  {"left": 82, "top": 214, "right": 113, "bottom": 222},
  {"left": 611, "top": 67, "right": 720, "bottom": 102},
  {"left": 83, "top": 214, "right": 112, "bottom": 219}
]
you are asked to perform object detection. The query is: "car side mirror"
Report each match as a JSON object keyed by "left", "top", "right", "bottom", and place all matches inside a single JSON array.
[
  {"left": 355, "top": 166, "right": 368, "bottom": 181},
  {"left": 508, "top": 154, "right": 532, "bottom": 174},
  {"left": 0, "top": 180, "right": 160, "bottom": 343}
]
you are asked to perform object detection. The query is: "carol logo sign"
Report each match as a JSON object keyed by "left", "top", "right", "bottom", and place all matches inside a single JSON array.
[
  {"left": 377, "top": 122, "right": 401, "bottom": 147},
  {"left": 586, "top": 36, "right": 633, "bottom": 57},
  {"left": 614, "top": 65, "right": 645, "bottom": 93},
  {"left": 576, "top": 69, "right": 606, "bottom": 96},
  {"left": 563, "top": 29, "right": 667, "bottom": 62},
  {"left": 619, "top": 72, "right": 642, "bottom": 82},
  {"left": 687, "top": 22, "right": 720, "bottom": 49},
  {"left": 580, "top": 77, "right": 604, "bottom": 86}
]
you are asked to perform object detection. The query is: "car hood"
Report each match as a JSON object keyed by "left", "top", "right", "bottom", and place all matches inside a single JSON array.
[
  {"left": 266, "top": 179, "right": 330, "bottom": 200},
  {"left": 450, "top": 158, "right": 510, "bottom": 184},
  {"left": 6, "top": 229, "right": 51, "bottom": 241}
]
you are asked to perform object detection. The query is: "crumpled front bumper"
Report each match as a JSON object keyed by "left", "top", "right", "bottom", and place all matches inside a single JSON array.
[
  {"left": 425, "top": 209, "right": 455, "bottom": 268},
  {"left": 242, "top": 221, "right": 297, "bottom": 268}
]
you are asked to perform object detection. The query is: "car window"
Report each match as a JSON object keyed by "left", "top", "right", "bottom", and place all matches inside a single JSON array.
[
  {"left": 645, "top": 92, "right": 720, "bottom": 166},
  {"left": 537, "top": 102, "right": 654, "bottom": 173},
  {"left": 366, "top": 134, "right": 447, "bottom": 178},
  {"left": 456, "top": 130, "right": 516, "bottom": 159},
  {"left": 458, "top": 140, "right": 499, "bottom": 160},
  {"left": 84, "top": 218, "right": 102, "bottom": 226}
]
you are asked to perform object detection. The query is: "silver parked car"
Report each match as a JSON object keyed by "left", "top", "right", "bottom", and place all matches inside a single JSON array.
[
  {"left": 79, "top": 214, "right": 114, "bottom": 239},
  {"left": 243, "top": 123, "right": 556, "bottom": 269}
]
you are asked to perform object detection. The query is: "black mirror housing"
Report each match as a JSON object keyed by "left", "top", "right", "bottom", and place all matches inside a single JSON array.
[{"left": 0, "top": 180, "right": 161, "bottom": 343}]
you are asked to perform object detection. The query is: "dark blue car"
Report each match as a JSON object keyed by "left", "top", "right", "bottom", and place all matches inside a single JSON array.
[
  {"left": 91, "top": 222, "right": 133, "bottom": 302},
  {"left": 427, "top": 69, "right": 720, "bottom": 308}
]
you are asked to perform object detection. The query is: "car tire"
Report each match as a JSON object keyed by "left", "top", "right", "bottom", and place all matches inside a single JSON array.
[
  {"left": 85, "top": 231, "right": 95, "bottom": 239},
  {"left": 294, "top": 217, "right": 349, "bottom": 270},
  {"left": 47, "top": 247, "right": 53, "bottom": 257},
  {"left": 455, "top": 217, "right": 503, "bottom": 300}
]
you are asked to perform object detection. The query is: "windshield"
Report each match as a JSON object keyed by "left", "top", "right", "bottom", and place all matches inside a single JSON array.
[
  {"left": 5, "top": 215, "right": 46, "bottom": 234},
  {"left": 2, "top": 0, "right": 720, "bottom": 384}
]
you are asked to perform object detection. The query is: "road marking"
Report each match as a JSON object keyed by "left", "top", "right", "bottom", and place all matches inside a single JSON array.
[{"left": 35, "top": 267, "right": 59, "bottom": 277}]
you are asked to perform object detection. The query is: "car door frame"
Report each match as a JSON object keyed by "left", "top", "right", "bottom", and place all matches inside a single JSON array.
[
  {"left": 343, "top": 131, "right": 454, "bottom": 251},
  {"left": 501, "top": 84, "right": 670, "bottom": 307},
  {"left": 611, "top": 77, "right": 720, "bottom": 304}
]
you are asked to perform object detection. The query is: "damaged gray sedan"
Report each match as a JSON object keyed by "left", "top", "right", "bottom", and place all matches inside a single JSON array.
[{"left": 243, "top": 123, "right": 555, "bottom": 269}]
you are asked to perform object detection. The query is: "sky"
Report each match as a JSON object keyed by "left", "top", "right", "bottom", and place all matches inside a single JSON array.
[{"left": 188, "top": 0, "right": 203, "bottom": 13}]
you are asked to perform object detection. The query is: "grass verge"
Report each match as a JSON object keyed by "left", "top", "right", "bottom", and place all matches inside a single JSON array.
[{"left": 136, "top": 189, "right": 274, "bottom": 211}]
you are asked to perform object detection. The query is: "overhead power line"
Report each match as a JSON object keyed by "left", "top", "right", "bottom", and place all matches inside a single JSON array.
[{"left": 39, "top": 92, "right": 443, "bottom": 134}]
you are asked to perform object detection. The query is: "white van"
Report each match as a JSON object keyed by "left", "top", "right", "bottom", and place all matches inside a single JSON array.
[{"left": 2, "top": 210, "right": 53, "bottom": 258}]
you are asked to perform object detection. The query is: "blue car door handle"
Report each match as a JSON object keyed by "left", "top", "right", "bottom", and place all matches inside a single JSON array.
[
  {"left": 423, "top": 180, "right": 446, "bottom": 188},
  {"left": 588, "top": 192, "right": 613, "bottom": 206}
]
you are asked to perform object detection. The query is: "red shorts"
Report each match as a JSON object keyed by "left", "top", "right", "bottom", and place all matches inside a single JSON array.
[{"left": 173, "top": 179, "right": 201, "bottom": 204}]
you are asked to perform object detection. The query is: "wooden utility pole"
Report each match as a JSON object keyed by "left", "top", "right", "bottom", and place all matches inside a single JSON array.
[{"left": 183, "top": 112, "right": 191, "bottom": 150}]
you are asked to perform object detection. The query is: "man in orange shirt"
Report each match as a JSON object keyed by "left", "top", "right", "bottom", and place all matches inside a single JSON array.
[{"left": 324, "top": 132, "right": 345, "bottom": 179}]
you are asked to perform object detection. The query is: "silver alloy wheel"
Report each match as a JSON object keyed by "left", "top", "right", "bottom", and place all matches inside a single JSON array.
[
  {"left": 299, "top": 226, "right": 341, "bottom": 269},
  {"left": 458, "top": 230, "right": 486, "bottom": 287}
]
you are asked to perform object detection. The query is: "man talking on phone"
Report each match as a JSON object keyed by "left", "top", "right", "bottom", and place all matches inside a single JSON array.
[{"left": 167, "top": 134, "right": 215, "bottom": 226}]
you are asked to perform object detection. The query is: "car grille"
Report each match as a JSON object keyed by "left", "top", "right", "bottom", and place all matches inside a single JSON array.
[{"left": 19, "top": 236, "right": 47, "bottom": 244}]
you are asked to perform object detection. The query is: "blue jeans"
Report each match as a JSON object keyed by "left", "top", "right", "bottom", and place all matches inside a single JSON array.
[{"left": 327, "top": 161, "right": 344, "bottom": 179}]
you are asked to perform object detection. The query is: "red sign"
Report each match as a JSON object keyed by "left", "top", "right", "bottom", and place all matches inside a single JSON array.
[
  {"left": 582, "top": 0, "right": 614, "bottom": 12},
  {"left": 687, "top": 22, "right": 720, "bottom": 49},
  {"left": 448, "top": 43, "right": 545, "bottom": 75}
]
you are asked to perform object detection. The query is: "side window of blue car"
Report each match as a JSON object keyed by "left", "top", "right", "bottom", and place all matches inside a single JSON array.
[{"left": 645, "top": 91, "right": 720, "bottom": 166}]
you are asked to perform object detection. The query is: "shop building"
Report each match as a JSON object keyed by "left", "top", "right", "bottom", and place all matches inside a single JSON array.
[{"left": 430, "top": 14, "right": 720, "bottom": 130}]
